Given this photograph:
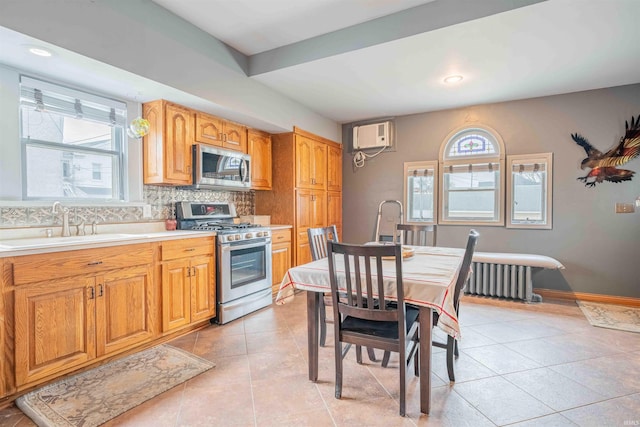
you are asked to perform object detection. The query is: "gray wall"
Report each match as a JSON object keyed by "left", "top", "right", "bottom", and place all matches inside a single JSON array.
[{"left": 343, "top": 84, "right": 640, "bottom": 298}]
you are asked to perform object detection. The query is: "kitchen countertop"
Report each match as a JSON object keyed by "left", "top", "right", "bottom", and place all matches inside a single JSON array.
[{"left": 0, "top": 230, "right": 216, "bottom": 257}]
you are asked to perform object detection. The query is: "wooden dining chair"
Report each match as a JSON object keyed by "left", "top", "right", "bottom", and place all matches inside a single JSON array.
[
  {"left": 327, "top": 241, "right": 420, "bottom": 416},
  {"left": 307, "top": 225, "right": 339, "bottom": 347},
  {"left": 432, "top": 229, "right": 479, "bottom": 382},
  {"left": 396, "top": 223, "right": 437, "bottom": 246}
]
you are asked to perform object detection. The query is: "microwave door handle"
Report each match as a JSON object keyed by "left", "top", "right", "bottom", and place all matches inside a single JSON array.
[{"left": 239, "top": 159, "right": 248, "bottom": 182}]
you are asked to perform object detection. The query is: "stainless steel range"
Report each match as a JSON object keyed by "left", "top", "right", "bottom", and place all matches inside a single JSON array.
[{"left": 176, "top": 201, "right": 272, "bottom": 324}]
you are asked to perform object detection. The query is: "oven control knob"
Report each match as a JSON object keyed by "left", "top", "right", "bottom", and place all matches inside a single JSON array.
[
  {"left": 225, "top": 235, "right": 233, "bottom": 242},
  {"left": 235, "top": 234, "right": 241, "bottom": 241},
  {"left": 245, "top": 233, "right": 253, "bottom": 239},
  {"left": 256, "top": 231, "right": 263, "bottom": 237}
]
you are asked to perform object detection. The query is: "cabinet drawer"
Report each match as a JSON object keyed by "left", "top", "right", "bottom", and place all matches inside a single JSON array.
[
  {"left": 12, "top": 243, "right": 154, "bottom": 286},
  {"left": 161, "top": 237, "right": 214, "bottom": 261},
  {"left": 271, "top": 228, "right": 291, "bottom": 244}
]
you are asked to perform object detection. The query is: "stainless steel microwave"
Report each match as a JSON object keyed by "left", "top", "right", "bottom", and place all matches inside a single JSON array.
[{"left": 192, "top": 144, "right": 251, "bottom": 191}]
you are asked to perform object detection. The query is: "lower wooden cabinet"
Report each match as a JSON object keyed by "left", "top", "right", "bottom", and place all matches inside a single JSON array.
[
  {"left": 1, "top": 236, "right": 217, "bottom": 397},
  {"left": 271, "top": 228, "right": 292, "bottom": 297},
  {"left": 160, "top": 237, "right": 216, "bottom": 332},
  {"left": 12, "top": 246, "right": 155, "bottom": 386}
]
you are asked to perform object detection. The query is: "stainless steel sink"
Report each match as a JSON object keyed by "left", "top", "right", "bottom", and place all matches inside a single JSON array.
[{"left": 0, "top": 233, "right": 141, "bottom": 250}]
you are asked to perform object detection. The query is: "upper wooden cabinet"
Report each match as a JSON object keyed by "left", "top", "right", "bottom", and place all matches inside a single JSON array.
[
  {"left": 296, "top": 135, "right": 327, "bottom": 190},
  {"left": 248, "top": 129, "right": 272, "bottom": 190},
  {"left": 195, "top": 112, "right": 247, "bottom": 153},
  {"left": 143, "top": 100, "right": 194, "bottom": 186},
  {"left": 327, "top": 143, "right": 343, "bottom": 192}
]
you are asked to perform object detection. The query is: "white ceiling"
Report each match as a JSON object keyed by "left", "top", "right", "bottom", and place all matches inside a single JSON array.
[{"left": 1, "top": 0, "right": 639, "bottom": 127}]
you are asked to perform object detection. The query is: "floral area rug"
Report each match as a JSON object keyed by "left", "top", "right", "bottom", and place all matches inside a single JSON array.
[
  {"left": 577, "top": 301, "right": 640, "bottom": 333},
  {"left": 16, "top": 344, "right": 215, "bottom": 427}
]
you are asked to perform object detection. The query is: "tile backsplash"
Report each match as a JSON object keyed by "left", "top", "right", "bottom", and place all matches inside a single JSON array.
[{"left": 0, "top": 186, "right": 255, "bottom": 229}]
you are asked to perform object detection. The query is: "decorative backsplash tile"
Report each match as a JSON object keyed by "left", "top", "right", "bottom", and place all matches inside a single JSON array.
[{"left": 0, "top": 186, "right": 255, "bottom": 228}]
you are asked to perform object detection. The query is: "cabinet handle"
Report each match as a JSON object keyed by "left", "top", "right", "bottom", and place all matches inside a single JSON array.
[
  {"left": 98, "top": 284, "right": 104, "bottom": 297},
  {"left": 191, "top": 267, "right": 196, "bottom": 277},
  {"left": 88, "top": 287, "right": 95, "bottom": 300},
  {"left": 87, "top": 261, "right": 103, "bottom": 266},
  {"left": 185, "top": 248, "right": 195, "bottom": 252}
]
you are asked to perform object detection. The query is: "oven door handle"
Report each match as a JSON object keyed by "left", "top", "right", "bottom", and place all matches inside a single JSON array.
[{"left": 221, "top": 240, "right": 271, "bottom": 252}]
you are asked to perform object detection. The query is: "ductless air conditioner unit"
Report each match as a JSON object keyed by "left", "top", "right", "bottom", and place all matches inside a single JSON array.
[{"left": 353, "top": 121, "right": 391, "bottom": 150}]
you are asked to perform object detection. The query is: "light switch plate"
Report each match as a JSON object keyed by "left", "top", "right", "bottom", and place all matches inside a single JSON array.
[
  {"left": 142, "top": 204, "right": 152, "bottom": 218},
  {"left": 615, "top": 203, "right": 635, "bottom": 213}
]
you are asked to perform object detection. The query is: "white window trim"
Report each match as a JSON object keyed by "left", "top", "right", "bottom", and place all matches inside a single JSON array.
[
  {"left": 438, "top": 124, "right": 505, "bottom": 226},
  {"left": 403, "top": 160, "right": 438, "bottom": 225},
  {"left": 506, "top": 152, "right": 553, "bottom": 229},
  {"left": 0, "top": 64, "right": 144, "bottom": 204}
]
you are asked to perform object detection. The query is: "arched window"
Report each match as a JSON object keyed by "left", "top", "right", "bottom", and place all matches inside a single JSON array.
[{"left": 439, "top": 125, "right": 505, "bottom": 225}]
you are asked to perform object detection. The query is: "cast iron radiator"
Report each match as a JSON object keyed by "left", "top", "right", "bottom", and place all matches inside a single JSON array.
[{"left": 465, "top": 262, "right": 542, "bottom": 303}]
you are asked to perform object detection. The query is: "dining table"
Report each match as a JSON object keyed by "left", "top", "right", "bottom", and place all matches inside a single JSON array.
[{"left": 275, "top": 245, "right": 466, "bottom": 414}]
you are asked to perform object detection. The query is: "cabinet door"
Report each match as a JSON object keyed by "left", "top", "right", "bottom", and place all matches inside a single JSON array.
[
  {"left": 327, "top": 190, "right": 342, "bottom": 239},
  {"left": 14, "top": 276, "right": 96, "bottom": 385},
  {"left": 195, "top": 112, "right": 223, "bottom": 146},
  {"left": 142, "top": 100, "right": 164, "bottom": 184},
  {"left": 161, "top": 259, "right": 191, "bottom": 332},
  {"left": 311, "top": 142, "right": 327, "bottom": 190},
  {"left": 295, "top": 189, "right": 312, "bottom": 265},
  {"left": 248, "top": 130, "right": 272, "bottom": 190},
  {"left": 295, "top": 136, "right": 315, "bottom": 188},
  {"left": 311, "top": 190, "right": 327, "bottom": 229},
  {"left": 190, "top": 255, "right": 216, "bottom": 323},
  {"left": 165, "top": 103, "right": 194, "bottom": 184},
  {"left": 222, "top": 122, "right": 247, "bottom": 152},
  {"left": 271, "top": 242, "right": 292, "bottom": 297},
  {"left": 327, "top": 144, "right": 342, "bottom": 192},
  {"left": 96, "top": 265, "right": 155, "bottom": 356}
]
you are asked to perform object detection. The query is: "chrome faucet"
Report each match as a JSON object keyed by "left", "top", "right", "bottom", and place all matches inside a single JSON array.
[{"left": 52, "top": 201, "right": 71, "bottom": 237}]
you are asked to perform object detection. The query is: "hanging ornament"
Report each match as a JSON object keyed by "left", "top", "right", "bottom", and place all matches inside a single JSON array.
[{"left": 127, "top": 117, "right": 150, "bottom": 139}]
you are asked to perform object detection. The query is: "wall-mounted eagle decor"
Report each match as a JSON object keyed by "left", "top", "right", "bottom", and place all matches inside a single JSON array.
[{"left": 571, "top": 115, "right": 640, "bottom": 187}]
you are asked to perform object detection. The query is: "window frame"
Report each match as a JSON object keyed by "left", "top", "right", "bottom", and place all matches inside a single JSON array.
[
  {"left": 403, "top": 160, "right": 438, "bottom": 225},
  {"left": 506, "top": 152, "right": 553, "bottom": 229},
  {"left": 438, "top": 124, "right": 505, "bottom": 226},
  {"left": 19, "top": 75, "right": 129, "bottom": 202}
]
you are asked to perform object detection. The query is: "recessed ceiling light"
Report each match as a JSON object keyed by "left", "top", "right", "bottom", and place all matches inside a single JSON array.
[
  {"left": 444, "top": 75, "right": 463, "bottom": 84},
  {"left": 27, "top": 46, "right": 53, "bottom": 57}
]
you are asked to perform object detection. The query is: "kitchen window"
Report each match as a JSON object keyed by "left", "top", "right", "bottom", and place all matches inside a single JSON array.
[
  {"left": 19, "top": 75, "right": 127, "bottom": 201},
  {"left": 439, "top": 125, "right": 505, "bottom": 225}
]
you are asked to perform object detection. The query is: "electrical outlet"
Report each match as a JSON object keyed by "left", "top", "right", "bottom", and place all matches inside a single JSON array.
[
  {"left": 142, "top": 204, "right": 152, "bottom": 218},
  {"left": 615, "top": 203, "right": 635, "bottom": 214}
]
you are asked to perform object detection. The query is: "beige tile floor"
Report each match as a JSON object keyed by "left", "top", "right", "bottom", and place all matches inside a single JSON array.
[{"left": 1, "top": 295, "right": 639, "bottom": 426}]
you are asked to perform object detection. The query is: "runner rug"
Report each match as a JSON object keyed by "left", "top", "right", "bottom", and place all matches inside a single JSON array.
[
  {"left": 577, "top": 301, "right": 640, "bottom": 334},
  {"left": 16, "top": 344, "right": 215, "bottom": 427}
]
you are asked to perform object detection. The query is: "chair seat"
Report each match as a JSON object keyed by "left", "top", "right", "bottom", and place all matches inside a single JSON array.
[{"left": 342, "top": 306, "right": 419, "bottom": 339}]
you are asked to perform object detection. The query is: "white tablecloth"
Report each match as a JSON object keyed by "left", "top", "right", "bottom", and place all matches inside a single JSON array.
[{"left": 275, "top": 246, "right": 466, "bottom": 338}]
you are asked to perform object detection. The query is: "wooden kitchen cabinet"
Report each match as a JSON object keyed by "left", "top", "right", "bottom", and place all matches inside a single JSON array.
[
  {"left": 195, "top": 112, "right": 247, "bottom": 153},
  {"left": 12, "top": 244, "right": 155, "bottom": 386},
  {"left": 160, "top": 237, "right": 215, "bottom": 333},
  {"left": 327, "top": 190, "right": 343, "bottom": 241},
  {"left": 143, "top": 100, "right": 194, "bottom": 185},
  {"left": 296, "top": 135, "right": 327, "bottom": 190},
  {"left": 248, "top": 129, "right": 272, "bottom": 190},
  {"left": 270, "top": 228, "right": 292, "bottom": 297},
  {"left": 255, "top": 127, "right": 342, "bottom": 266},
  {"left": 327, "top": 143, "right": 343, "bottom": 192}
]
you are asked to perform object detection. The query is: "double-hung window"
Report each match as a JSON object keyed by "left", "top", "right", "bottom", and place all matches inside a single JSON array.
[
  {"left": 19, "top": 75, "right": 127, "bottom": 201},
  {"left": 439, "top": 125, "right": 505, "bottom": 225},
  {"left": 507, "top": 153, "right": 553, "bottom": 229},
  {"left": 404, "top": 161, "right": 437, "bottom": 224}
]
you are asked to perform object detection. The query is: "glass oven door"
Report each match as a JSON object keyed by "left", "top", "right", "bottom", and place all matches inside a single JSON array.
[{"left": 219, "top": 239, "right": 272, "bottom": 303}]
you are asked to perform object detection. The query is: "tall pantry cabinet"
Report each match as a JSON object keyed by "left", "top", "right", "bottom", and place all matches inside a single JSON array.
[{"left": 255, "top": 127, "right": 342, "bottom": 266}]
